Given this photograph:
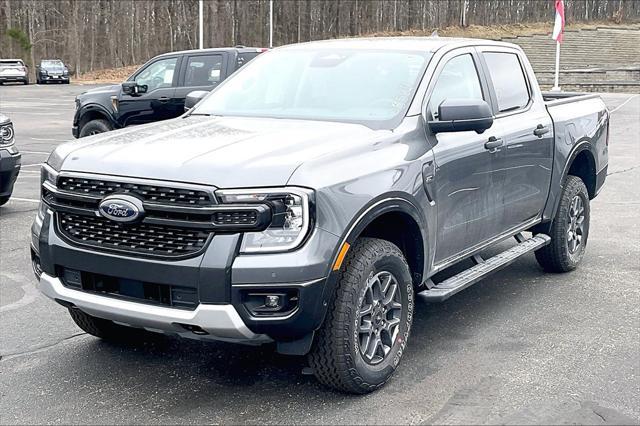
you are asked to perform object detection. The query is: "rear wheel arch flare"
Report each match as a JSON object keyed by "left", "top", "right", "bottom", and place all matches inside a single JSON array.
[{"left": 566, "top": 145, "right": 597, "bottom": 199}]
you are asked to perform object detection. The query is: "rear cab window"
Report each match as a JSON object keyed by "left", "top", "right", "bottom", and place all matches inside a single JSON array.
[
  {"left": 482, "top": 52, "right": 531, "bottom": 113},
  {"left": 236, "top": 51, "right": 261, "bottom": 70},
  {"left": 0, "top": 60, "right": 24, "bottom": 67},
  {"left": 184, "top": 54, "right": 224, "bottom": 87}
]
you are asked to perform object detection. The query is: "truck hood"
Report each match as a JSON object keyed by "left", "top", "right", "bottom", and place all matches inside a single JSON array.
[{"left": 51, "top": 115, "right": 387, "bottom": 188}]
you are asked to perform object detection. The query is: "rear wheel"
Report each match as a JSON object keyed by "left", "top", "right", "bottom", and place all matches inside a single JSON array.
[
  {"left": 535, "top": 175, "right": 590, "bottom": 272},
  {"left": 0, "top": 195, "right": 10, "bottom": 206},
  {"left": 79, "top": 118, "right": 112, "bottom": 137},
  {"left": 308, "top": 238, "right": 414, "bottom": 394}
]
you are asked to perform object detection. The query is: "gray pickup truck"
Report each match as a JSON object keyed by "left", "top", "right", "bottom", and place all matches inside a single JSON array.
[{"left": 31, "top": 37, "right": 608, "bottom": 394}]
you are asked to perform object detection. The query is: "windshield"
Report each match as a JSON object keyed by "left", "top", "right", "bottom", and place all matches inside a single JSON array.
[
  {"left": 42, "top": 60, "right": 63, "bottom": 67},
  {"left": 193, "top": 48, "right": 431, "bottom": 127}
]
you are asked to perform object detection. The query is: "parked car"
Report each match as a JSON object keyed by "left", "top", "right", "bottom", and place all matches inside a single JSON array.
[
  {"left": 0, "top": 113, "right": 21, "bottom": 206},
  {"left": 33, "top": 38, "right": 608, "bottom": 393},
  {"left": 0, "top": 59, "right": 29, "bottom": 85},
  {"left": 72, "top": 46, "right": 266, "bottom": 138},
  {"left": 36, "top": 59, "right": 70, "bottom": 84}
]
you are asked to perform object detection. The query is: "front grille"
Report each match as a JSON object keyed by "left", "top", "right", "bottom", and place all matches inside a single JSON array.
[
  {"left": 57, "top": 212, "right": 211, "bottom": 258},
  {"left": 58, "top": 177, "right": 214, "bottom": 206}
]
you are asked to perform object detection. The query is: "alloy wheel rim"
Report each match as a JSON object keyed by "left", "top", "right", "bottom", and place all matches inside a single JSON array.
[
  {"left": 358, "top": 271, "right": 403, "bottom": 365},
  {"left": 567, "top": 195, "right": 585, "bottom": 254}
]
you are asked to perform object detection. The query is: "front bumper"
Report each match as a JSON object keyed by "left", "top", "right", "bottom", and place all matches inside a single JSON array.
[
  {"left": 0, "top": 149, "right": 21, "bottom": 197},
  {"left": 39, "top": 75, "right": 69, "bottom": 83},
  {"left": 33, "top": 208, "right": 338, "bottom": 343},
  {"left": 39, "top": 272, "right": 268, "bottom": 343}
]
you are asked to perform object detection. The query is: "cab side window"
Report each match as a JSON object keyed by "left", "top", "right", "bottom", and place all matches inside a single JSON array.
[
  {"left": 429, "top": 54, "right": 483, "bottom": 118},
  {"left": 483, "top": 52, "right": 530, "bottom": 112},
  {"left": 134, "top": 57, "right": 177, "bottom": 92},
  {"left": 185, "top": 55, "right": 224, "bottom": 87}
]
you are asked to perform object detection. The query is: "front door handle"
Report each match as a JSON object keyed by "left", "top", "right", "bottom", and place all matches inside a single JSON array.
[
  {"left": 533, "top": 124, "right": 550, "bottom": 137},
  {"left": 158, "top": 96, "right": 170, "bottom": 103},
  {"left": 484, "top": 136, "right": 503, "bottom": 151}
]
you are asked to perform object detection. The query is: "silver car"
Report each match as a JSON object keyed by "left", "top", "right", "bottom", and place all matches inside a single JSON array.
[{"left": 0, "top": 59, "right": 29, "bottom": 85}]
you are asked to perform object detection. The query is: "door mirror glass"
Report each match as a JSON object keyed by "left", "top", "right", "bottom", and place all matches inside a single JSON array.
[
  {"left": 429, "top": 98, "right": 493, "bottom": 134},
  {"left": 184, "top": 90, "right": 209, "bottom": 111},
  {"left": 122, "top": 81, "right": 148, "bottom": 96}
]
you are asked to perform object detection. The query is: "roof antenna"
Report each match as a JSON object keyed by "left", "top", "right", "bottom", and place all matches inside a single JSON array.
[{"left": 430, "top": 30, "right": 439, "bottom": 38}]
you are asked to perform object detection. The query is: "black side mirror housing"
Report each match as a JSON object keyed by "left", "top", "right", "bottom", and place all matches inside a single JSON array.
[
  {"left": 428, "top": 98, "right": 494, "bottom": 134},
  {"left": 184, "top": 90, "right": 209, "bottom": 111},
  {"left": 122, "top": 81, "right": 147, "bottom": 96}
]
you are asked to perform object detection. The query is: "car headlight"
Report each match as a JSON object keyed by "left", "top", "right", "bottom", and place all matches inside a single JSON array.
[
  {"left": 0, "top": 123, "right": 14, "bottom": 146},
  {"left": 216, "top": 187, "right": 314, "bottom": 253}
]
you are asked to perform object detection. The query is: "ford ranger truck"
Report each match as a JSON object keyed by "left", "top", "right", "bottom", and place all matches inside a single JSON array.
[{"left": 31, "top": 38, "right": 609, "bottom": 394}]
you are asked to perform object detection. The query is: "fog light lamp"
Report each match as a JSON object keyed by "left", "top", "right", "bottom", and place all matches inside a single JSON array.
[{"left": 265, "top": 295, "right": 281, "bottom": 308}]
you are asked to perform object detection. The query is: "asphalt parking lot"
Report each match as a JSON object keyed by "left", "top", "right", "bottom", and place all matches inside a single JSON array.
[{"left": 0, "top": 83, "right": 638, "bottom": 425}]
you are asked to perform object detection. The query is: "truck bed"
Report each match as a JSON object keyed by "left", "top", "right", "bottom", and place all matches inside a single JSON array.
[{"left": 542, "top": 91, "right": 602, "bottom": 107}]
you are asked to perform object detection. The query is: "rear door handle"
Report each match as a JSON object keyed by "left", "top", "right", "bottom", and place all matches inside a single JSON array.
[
  {"left": 484, "top": 136, "right": 503, "bottom": 151},
  {"left": 533, "top": 124, "right": 550, "bottom": 137}
]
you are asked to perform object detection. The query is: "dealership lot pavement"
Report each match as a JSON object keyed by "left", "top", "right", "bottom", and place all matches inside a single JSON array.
[{"left": 1, "top": 84, "right": 638, "bottom": 425}]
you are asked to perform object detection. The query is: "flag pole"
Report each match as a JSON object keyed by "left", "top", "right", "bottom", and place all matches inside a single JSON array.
[
  {"left": 552, "top": 41, "right": 561, "bottom": 91},
  {"left": 269, "top": 0, "right": 274, "bottom": 48},
  {"left": 198, "top": 0, "right": 203, "bottom": 50}
]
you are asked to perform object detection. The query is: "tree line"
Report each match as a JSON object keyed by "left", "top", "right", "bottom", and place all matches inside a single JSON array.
[{"left": 1, "top": 0, "right": 639, "bottom": 75}]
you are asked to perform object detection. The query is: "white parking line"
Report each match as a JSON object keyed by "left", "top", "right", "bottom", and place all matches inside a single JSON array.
[
  {"left": 30, "top": 138, "right": 68, "bottom": 142},
  {"left": 609, "top": 94, "right": 639, "bottom": 114},
  {"left": 20, "top": 163, "right": 43, "bottom": 168},
  {"left": 7, "top": 197, "right": 40, "bottom": 203},
  {"left": 20, "top": 150, "right": 51, "bottom": 155}
]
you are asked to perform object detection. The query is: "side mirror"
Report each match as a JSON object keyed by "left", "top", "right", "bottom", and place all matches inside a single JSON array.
[
  {"left": 428, "top": 98, "right": 494, "bottom": 134},
  {"left": 184, "top": 90, "right": 209, "bottom": 111},
  {"left": 122, "top": 81, "right": 147, "bottom": 96}
]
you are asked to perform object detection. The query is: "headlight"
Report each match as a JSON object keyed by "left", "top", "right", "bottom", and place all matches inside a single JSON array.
[
  {"left": 41, "top": 163, "right": 58, "bottom": 187},
  {"left": 216, "top": 187, "right": 314, "bottom": 253},
  {"left": 0, "top": 123, "right": 14, "bottom": 146}
]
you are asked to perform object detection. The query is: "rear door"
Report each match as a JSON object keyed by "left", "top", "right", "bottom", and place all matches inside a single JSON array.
[
  {"left": 174, "top": 52, "right": 227, "bottom": 109},
  {"left": 118, "top": 55, "right": 179, "bottom": 126},
  {"left": 424, "top": 48, "right": 506, "bottom": 264},
  {"left": 479, "top": 48, "right": 554, "bottom": 229}
]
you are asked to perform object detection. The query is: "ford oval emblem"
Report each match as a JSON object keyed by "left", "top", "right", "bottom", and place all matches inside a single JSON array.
[{"left": 98, "top": 195, "right": 144, "bottom": 223}]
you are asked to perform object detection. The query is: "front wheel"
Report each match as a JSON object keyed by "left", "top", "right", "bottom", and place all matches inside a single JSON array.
[
  {"left": 79, "top": 118, "right": 112, "bottom": 137},
  {"left": 0, "top": 195, "right": 10, "bottom": 206},
  {"left": 68, "top": 307, "right": 148, "bottom": 342},
  {"left": 535, "top": 175, "right": 590, "bottom": 272},
  {"left": 308, "top": 238, "right": 414, "bottom": 394}
]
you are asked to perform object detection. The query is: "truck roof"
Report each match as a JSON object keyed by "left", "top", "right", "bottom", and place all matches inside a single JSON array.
[
  {"left": 155, "top": 46, "right": 266, "bottom": 58},
  {"left": 284, "top": 37, "right": 520, "bottom": 53}
]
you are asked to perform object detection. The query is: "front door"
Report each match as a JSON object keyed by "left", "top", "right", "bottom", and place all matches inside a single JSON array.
[
  {"left": 425, "top": 50, "right": 506, "bottom": 264},
  {"left": 480, "top": 49, "right": 554, "bottom": 229},
  {"left": 118, "top": 56, "right": 179, "bottom": 126}
]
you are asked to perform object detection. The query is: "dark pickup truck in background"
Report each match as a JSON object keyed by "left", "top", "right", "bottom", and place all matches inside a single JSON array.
[
  {"left": 33, "top": 38, "right": 608, "bottom": 394},
  {"left": 36, "top": 59, "right": 70, "bottom": 84},
  {"left": 72, "top": 46, "right": 266, "bottom": 138}
]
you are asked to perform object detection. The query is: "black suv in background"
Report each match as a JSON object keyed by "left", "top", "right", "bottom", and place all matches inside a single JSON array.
[
  {"left": 36, "top": 59, "right": 70, "bottom": 84},
  {"left": 72, "top": 46, "right": 266, "bottom": 138}
]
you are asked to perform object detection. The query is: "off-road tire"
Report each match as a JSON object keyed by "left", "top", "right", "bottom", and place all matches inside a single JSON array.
[
  {"left": 79, "top": 118, "right": 112, "bottom": 137},
  {"left": 308, "top": 238, "right": 414, "bottom": 394},
  {"left": 535, "top": 175, "right": 590, "bottom": 272},
  {"left": 68, "top": 307, "right": 139, "bottom": 340}
]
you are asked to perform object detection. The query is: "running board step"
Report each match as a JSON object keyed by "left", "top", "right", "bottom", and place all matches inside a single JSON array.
[{"left": 419, "top": 234, "right": 551, "bottom": 302}]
